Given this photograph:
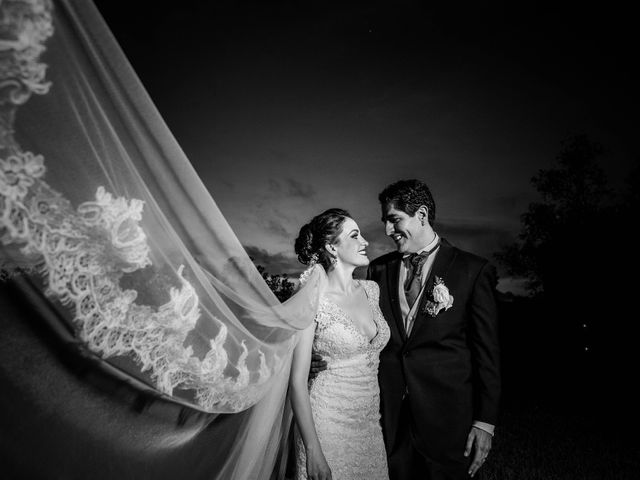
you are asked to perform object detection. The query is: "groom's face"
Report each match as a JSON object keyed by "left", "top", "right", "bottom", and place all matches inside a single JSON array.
[{"left": 381, "top": 203, "right": 426, "bottom": 254}]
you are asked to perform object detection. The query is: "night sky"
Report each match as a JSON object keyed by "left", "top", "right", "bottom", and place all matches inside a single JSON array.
[{"left": 92, "top": 2, "right": 638, "bottom": 294}]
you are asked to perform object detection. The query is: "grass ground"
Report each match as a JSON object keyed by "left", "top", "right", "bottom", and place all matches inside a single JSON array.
[{"left": 483, "top": 406, "right": 640, "bottom": 480}]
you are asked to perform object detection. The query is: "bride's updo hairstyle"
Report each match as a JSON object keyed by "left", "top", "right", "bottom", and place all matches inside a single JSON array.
[{"left": 295, "top": 208, "right": 351, "bottom": 270}]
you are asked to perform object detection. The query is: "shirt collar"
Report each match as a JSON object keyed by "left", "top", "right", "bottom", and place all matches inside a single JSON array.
[{"left": 403, "top": 233, "right": 440, "bottom": 258}]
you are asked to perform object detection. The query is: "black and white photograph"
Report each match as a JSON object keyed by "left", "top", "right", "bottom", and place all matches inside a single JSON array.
[{"left": 1, "top": 1, "right": 638, "bottom": 479}]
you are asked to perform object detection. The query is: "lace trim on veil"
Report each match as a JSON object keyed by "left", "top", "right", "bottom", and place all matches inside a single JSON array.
[{"left": 0, "top": 0, "right": 287, "bottom": 413}]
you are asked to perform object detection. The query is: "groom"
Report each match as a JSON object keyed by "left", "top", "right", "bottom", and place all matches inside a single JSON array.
[{"left": 367, "top": 179, "right": 501, "bottom": 480}]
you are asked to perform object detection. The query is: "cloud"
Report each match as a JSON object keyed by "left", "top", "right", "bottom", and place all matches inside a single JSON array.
[
  {"left": 436, "top": 217, "right": 519, "bottom": 281},
  {"left": 438, "top": 218, "right": 514, "bottom": 238},
  {"left": 264, "top": 218, "right": 291, "bottom": 239},
  {"left": 268, "top": 178, "right": 316, "bottom": 199},
  {"left": 492, "top": 192, "right": 536, "bottom": 216},
  {"left": 287, "top": 178, "right": 316, "bottom": 198},
  {"left": 244, "top": 245, "right": 301, "bottom": 275},
  {"left": 437, "top": 217, "right": 516, "bottom": 260}
]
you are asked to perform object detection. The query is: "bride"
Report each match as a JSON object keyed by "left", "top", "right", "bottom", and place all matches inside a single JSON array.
[
  {"left": 0, "top": 1, "right": 388, "bottom": 479},
  {"left": 289, "top": 209, "right": 390, "bottom": 480}
]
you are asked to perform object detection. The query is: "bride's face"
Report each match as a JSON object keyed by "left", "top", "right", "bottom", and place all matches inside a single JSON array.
[{"left": 331, "top": 218, "right": 369, "bottom": 268}]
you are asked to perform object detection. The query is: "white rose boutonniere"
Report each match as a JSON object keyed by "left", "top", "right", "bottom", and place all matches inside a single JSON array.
[{"left": 423, "top": 276, "right": 454, "bottom": 317}]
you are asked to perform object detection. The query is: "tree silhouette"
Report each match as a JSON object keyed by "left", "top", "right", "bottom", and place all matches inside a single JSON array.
[
  {"left": 254, "top": 263, "right": 295, "bottom": 302},
  {"left": 497, "top": 135, "right": 640, "bottom": 412},
  {"left": 497, "top": 135, "right": 611, "bottom": 295}
]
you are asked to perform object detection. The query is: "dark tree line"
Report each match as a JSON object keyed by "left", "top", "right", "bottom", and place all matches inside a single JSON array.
[
  {"left": 497, "top": 135, "right": 613, "bottom": 294},
  {"left": 254, "top": 263, "right": 296, "bottom": 302},
  {"left": 496, "top": 135, "right": 639, "bottom": 416}
]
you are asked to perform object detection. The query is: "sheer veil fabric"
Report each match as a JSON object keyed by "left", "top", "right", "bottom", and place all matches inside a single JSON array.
[{"left": 0, "top": 0, "right": 326, "bottom": 478}]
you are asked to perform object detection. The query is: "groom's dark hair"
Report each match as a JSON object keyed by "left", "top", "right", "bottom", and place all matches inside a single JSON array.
[{"left": 379, "top": 179, "right": 436, "bottom": 226}]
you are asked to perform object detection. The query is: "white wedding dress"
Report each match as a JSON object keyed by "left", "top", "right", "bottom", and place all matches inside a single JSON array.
[
  {"left": 1, "top": 2, "right": 329, "bottom": 479},
  {"left": 294, "top": 280, "right": 390, "bottom": 480}
]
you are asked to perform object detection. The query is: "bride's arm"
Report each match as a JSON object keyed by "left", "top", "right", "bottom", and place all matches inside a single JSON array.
[{"left": 289, "top": 323, "right": 332, "bottom": 480}]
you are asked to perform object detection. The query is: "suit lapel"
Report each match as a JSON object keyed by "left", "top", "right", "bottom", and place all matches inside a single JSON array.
[
  {"left": 408, "top": 238, "right": 457, "bottom": 341},
  {"left": 386, "top": 253, "right": 408, "bottom": 343}
]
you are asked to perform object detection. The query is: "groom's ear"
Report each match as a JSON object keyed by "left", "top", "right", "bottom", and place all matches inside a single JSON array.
[{"left": 416, "top": 205, "right": 429, "bottom": 223}]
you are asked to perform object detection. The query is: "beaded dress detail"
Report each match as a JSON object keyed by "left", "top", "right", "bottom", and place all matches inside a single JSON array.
[{"left": 294, "top": 280, "right": 390, "bottom": 479}]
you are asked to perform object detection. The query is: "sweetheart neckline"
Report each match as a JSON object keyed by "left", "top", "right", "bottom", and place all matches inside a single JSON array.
[{"left": 321, "top": 282, "right": 380, "bottom": 344}]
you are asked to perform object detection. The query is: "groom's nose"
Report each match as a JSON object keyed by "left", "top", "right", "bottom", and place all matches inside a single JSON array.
[{"left": 384, "top": 222, "right": 394, "bottom": 236}]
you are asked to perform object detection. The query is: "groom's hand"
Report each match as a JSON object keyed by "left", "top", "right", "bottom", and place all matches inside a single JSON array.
[
  {"left": 309, "top": 352, "right": 327, "bottom": 380},
  {"left": 464, "top": 426, "right": 492, "bottom": 477}
]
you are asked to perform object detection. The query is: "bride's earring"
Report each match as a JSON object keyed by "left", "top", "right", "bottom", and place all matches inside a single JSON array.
[{"left": 330, "top": 256, "right": 338, "bottom": 267}]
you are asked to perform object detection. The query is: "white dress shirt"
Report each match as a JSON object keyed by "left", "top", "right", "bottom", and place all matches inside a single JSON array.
[{"left": 398, "top": 234, "right": 440, "bottom": 336}]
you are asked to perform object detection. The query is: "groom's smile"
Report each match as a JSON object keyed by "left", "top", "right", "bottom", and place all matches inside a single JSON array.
[
  {"left": 391, "top": 233, "right": 406, "bottom": 248},
  {"left": 381, "top": 202, "right": 432, "bottom": 254}
]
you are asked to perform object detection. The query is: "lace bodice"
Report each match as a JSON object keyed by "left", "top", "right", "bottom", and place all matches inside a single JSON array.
[
  {"left": 312, "top": 279, "right": 389, "bottom": 371},
  {"left": 295, "top": 279, "right": 390, "bottom": 480}
]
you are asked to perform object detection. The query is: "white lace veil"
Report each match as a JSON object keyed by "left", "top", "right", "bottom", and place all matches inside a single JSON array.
[{"left": 0, "top": 0, "right": 326, "bottom": 477}]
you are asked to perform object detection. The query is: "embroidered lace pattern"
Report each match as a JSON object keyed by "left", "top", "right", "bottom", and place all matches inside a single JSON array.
[
  {"left": 0, "top": 0, "right": 284, "bottom": 413},
  {"left": 294, "top": 280, "right": 390, "bottom": 479}
]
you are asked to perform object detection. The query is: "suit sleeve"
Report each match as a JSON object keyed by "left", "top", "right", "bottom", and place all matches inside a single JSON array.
[{"left": 468, "top": 261, "right": 501, "bottom": 425}]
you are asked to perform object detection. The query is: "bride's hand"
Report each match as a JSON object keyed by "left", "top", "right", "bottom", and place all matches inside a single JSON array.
[{"left": 306, "top": 448, "right": 332, "bottom": 480}]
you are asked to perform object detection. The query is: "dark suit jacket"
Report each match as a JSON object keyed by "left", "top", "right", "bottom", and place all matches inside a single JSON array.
[{"left": 367, "top": 238, "right": 501, "bottom": 468}]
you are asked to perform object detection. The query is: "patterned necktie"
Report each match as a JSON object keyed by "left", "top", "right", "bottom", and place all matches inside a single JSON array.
[{"left": 403, "top": 240, "right": 440, "bottom": 308}]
